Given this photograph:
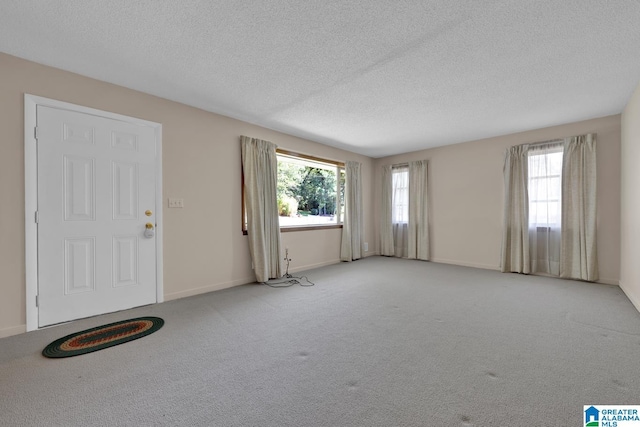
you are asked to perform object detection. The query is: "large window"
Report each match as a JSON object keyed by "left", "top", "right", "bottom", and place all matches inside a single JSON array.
[
  {"left": 242, "top": 150, "right": 344, "bottom": 233},
  {"left": 276, "top": 151, "right": 344, "bottom": 229},
  {"left": 528, "top": 145, "right": 563, "bottom": 227}
]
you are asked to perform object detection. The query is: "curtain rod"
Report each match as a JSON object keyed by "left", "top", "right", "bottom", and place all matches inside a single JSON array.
[
  {"left": 390, "top": 159, "right": 427, "bottom": 168},
  {"left": 518, "top": 131, "right": 596, "bottom": 148},
  {"left": 518, "top": 138, "right": 564, "bottom": 148}
]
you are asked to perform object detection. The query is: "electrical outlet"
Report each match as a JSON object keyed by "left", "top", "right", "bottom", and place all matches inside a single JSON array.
[
  {"left": 168, "top": 198, "right": 184, "bottom": 208},
  {"left": 364, "top": 242, "right": 369, "bottom": 252}
]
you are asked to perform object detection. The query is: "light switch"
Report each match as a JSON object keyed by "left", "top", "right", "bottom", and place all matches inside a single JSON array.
[{"left": 168, "top": 198, "right": 184, "bottom": 208}]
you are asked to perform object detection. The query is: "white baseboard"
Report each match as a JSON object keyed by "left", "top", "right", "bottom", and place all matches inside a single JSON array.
[
  {"left": 164, "top": 276, "right": 255, "bottom": 301},
  {"left": 597, "top": 277, "right": 620, "bottom": 286},
  {"left": 289, "top": 259, "right": 341, "bottom": 274},
  {"left": 429, "top": 258, "right": 619, "bottom": 287},
  {"left": 165, "top": 259, "right": 345, "bottom": 302},
  {"left": 619, "top": 281, "right": 640, "bottom": 313},
  {"left": 430, "top": 257, "right": 499, "bottom": 271},
  {"left": 0, "top": 324, "right": 27, "bottom": 339},
  {"left": 291, "top": 252, "right": 381, "bottom": 271}
]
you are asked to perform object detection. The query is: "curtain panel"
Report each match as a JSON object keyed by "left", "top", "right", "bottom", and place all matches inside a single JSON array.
[
  {"left": 341, "top": 161, "right": 363, "bottom": 261},
  {"left": 560, "top": 133, "right": 598, "bottom": 281},
  {"left": 380, "top": 165, "right": 395, "bottom": 256},
  {"left": 501, "top": 145, "right": 530, "bottom": 273},
  {"left": 241, "top": 136, "right": 282, "bottom": 282},
  {"left": 407, "top": 160, "right": 429, "bottom": 260}
]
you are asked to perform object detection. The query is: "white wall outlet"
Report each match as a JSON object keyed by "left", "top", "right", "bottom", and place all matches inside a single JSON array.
[
  {"left": 168, "top": 198, "right": 184, "bottom": 208},
  {"left": 364, "top": 242, "right": 369, "bottom": 252}
]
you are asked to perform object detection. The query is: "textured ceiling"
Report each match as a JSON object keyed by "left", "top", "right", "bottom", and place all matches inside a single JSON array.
[{"left": 1, "top": 1, "right": 640, "bottom": 157}]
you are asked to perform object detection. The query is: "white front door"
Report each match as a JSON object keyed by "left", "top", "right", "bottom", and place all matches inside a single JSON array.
[{"left": 36, "top": 105, "right": 158, "bottom": 327}]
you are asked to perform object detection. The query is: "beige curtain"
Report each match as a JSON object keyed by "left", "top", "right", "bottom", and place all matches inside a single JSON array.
[
  {"left": 241, "top": 136, "right": 282, "bottom": 282},
  {"left": 341, "top": 161, "right": 363, "bottom": 261},
  {"left": 501, "top": 145, "right": 530, "bottom": 273},
  {"left": 407, "top": 160, "right": 429, "bottom": 260},
  {"left": 560, "top": 133, "right": 598, "bottom": 281},
  {"left": 380, "top": 165, "right": 394, "bottom": 256}
]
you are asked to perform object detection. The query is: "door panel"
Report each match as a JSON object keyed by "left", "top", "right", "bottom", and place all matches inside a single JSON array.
[
  {"left": 64, "top": 237, "right": 96, "bottom": 294},
  {"left": 112, "top": 235, "right": 139, "bottom": 287},
  {"left": 63, "top": 155, "right": 96, "bottom": 221},
  {"left": 112, "top": 161, "right": 138, "bottom": 220},
  {"left": 37, "top": 105, "right": 157, "bottom": 327}
]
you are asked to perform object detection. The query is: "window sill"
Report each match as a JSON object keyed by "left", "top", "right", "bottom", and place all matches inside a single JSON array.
[
  {"left": 281, "top": 224, "right": 343, "bottom": 233},
  {"left": 242, "top": 224, "right": 343, "bottom": 235}
]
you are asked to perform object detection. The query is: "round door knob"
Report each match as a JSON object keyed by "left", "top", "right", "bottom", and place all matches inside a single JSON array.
[
  {"left": 145, "top": 223, "right": 154, "bottom": 229},
  {"left": 145, "top": 210, "right": 153, "bottom": 216}
]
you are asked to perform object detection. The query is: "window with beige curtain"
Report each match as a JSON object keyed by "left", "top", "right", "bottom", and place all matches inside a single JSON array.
[
  {"left": 501, "top": 133, "right": 597, "bottom": 281},
  {"left": 380, "top": 161, "right": 429, "bottom": 260}
]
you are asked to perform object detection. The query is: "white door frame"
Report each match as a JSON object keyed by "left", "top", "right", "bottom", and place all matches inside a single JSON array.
[{"left": 24, "top": 94, "right": 164, "bottom": 331}]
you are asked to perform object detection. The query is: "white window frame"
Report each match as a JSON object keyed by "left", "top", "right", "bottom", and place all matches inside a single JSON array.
[
  {"left": 392, "top": 166, "right": 409, "bottom": 224},
  {"left": 527, "top": 145, "right": 563, "bottom": 228},
  {"left": 242, "top": 149, "right": 345, "bottom": 233}
]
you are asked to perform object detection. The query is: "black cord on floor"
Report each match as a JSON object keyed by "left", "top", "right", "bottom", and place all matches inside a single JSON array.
[
  {"left": 262, "top": 274, "right": 315, "bottom": 288},
  {"left": 261, "top": 252, "right": 315, "bottom": 287}
]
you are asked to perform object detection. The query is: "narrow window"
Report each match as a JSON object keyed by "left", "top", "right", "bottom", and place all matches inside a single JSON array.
[
  {"left": 528, "top": 145, "right": 563, "bottom": 228},
  {"left": 392, "top": 166, "right": 409, "bottom": 224}
]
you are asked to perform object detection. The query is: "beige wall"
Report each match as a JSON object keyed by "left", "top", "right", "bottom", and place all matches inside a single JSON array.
[
  {"left": 0, "top": 53, "right": 375, "bottom": 338},
  {"left": 620, "top": 80, "right": 640, "bottom": 311},
  {"left": 0, "top": 51, "right": 628, "bottom": 338},
  {"left": 374, "top": 115, "right": 621, "bottom": 283}
]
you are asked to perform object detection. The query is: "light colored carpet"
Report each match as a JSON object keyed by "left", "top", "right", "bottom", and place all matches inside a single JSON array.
[{"left": 1, "top": 257, "right": 639, "bottom": 426}]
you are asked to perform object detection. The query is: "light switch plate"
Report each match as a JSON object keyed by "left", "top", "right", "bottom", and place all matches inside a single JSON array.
[{"left": 168, "top": 198, "right": 184, "bottom": 208}]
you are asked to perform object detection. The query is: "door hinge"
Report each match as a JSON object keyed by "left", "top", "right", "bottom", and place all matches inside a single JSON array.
[
  {"left": 34, "top": 126, "right": 40, "bottom": 140},
  {"left": 35, "top": 211, "right": 39, "bottom": 223},
  {"left": 35, "top": 295, "right": 39, "bottom": 307}
]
